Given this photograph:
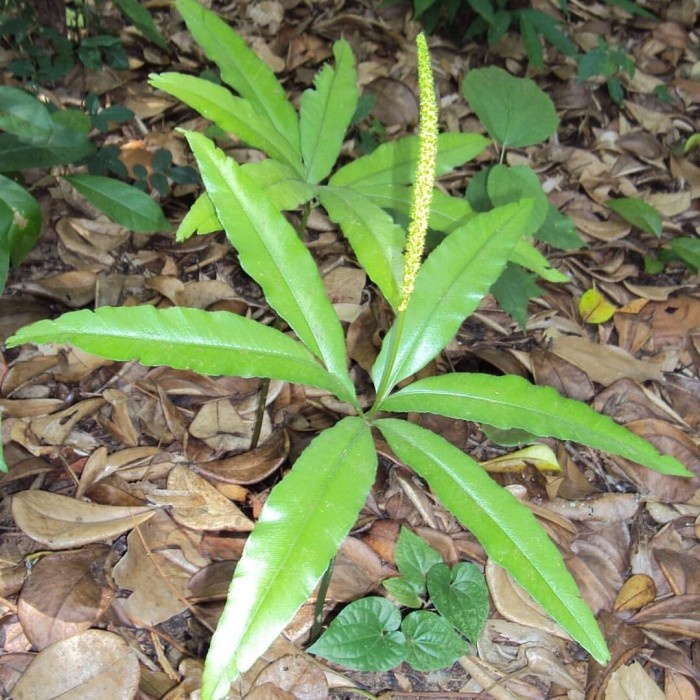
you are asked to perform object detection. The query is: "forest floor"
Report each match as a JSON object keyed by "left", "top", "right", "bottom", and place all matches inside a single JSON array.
[{"left": 1, "top": 0, "right": 699, "bottom": 698}]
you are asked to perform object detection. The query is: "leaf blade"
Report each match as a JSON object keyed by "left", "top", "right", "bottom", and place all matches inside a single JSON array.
[
  {"left": 183, "top": 131, "right": 354, "bottom": 400},
  {"left": 372, "top": 201, "right": 532, "bottom": 391},
  {"left": 150, "top": 73, "right": 302, "bottom": 170},
  {"left": 330, "top": 133, "right": 490, "bottom": 189},
  {"left": 203, "top": 417, "right": 377, "bottom": 698},
  {"left": 462, "top": 67, "right": 559, "bottom": 148},
  {"left": 6, "top": 306, "right": 355, "bottom": 402},
  {"left": 63, "top": 175, "right": 170, "bottom": 233},
  {"left": 175, "top": 0, "right": 300, "bottom": 162},
  {"left": 308, "top": 597, "right": 406, "bottom": 671},
  {"left": 300, "top": 40, "right": 358, "bottom": 184},
  {"left": 319, "top": 186, "right": 404, "bottom": 309},
  {"left": 375, "top": 417, "right": 610, "bottom": 665},
  {"left": 381, "top": 374, "right": 691, "bottom": 476}
]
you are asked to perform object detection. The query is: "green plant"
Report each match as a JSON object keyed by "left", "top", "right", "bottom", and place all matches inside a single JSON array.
[
  {"left": 0, "top": 0, "right": 166, "bottom": 86},
  {"left": 460, "top": 66, "right": 584, "bottom": 328},
  {"left": 397, "top": 0, "right": 653, "bottom": 75},
  {"left": 576, "top": 38, "right": 636, "bottom": 104},
  {"left": 0, "top": 85, "right": 171, "bottom": 292},
  {"left": 7, "top": 19, "right": 691, "bottom": 699},
  {"left": 608, "top": 196, "right": 700, "bottom": 275},
  {"left": 309, "top": 527, "right": 489, "bottom": 671},
  {"left": 150, "top": 0, "right": 575, "bottom": 328}
]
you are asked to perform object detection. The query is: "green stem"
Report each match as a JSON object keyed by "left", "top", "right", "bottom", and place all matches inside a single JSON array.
[
  {"left": 249, "top": 376, "right": 270, "bottom": 450},
  {"left": 299, "top": 200, "right": 312, "bottom": 240},
  {"left": 366, "top": 308, "right": 407, "bottom": 420},
  {"left": 309, "top": 556, "right": 335, "bottom": 643}
]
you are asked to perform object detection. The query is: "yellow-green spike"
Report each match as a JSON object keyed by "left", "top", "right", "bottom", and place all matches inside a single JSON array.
[{"left": 399, "top": 33, "right": 439, "bottom": 312}]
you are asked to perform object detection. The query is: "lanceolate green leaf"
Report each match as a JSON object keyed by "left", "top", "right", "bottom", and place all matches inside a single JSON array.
[
  {"left": 184, "top": 131, "right": 354, "bottom": 400},
  {"left": 150, "top": 73, "right": 302, "bottom": 171},
  {"left": 330, "top": 133, "right": 490, "bottom": 189},
  {"left": 176, "top": 0, "right": 300, "bottom": 160},
  {"left": 381, "top": 374, "right": 691, "bottom": 476},
  {"left": 319, "top": 187, "right": 403, "bottom": 309},
  {"left": 6, "top": 306, "right": 355, "bottom": 402},
  {"left": 203, "top": 417, "right": 377, "bottom": 699},
  {"left": 64, "top": 175, "right": 170, "bottom": 233},
  {"left": 300, "top": 40, "right": 358, "bottom": 184},
  {"left": 372, "top": 201, "right": 532, "bottom": 393},
  {"left": 113, "top": 0, "right": 168, "bottom": 49},
  {"left": 375, "top": 418, "right": 611, "bottom": 665}
]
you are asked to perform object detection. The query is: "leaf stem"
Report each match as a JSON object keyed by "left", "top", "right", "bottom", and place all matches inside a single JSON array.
[{"left": 309, "top": 556, "right": 335, "bottom": 643}]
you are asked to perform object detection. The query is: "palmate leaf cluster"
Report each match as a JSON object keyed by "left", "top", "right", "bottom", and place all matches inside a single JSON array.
[{"left": 6, "top": 2, "right": 691, "bottom": 699}]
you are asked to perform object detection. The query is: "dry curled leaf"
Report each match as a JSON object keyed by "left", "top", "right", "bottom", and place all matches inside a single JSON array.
[
  {"left": 12, "top": 490, "right": 155, "bottom": 549},
  {"left": 614, "top": 574, "right": 656, "bottom": 612},
  {"left": 163, "top": 464, "right": 254, "bottom": 531}
]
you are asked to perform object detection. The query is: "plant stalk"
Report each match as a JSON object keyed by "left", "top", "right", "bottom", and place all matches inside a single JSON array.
[{"left": 309, "top": 556, "right": 335, "bottom": 643}]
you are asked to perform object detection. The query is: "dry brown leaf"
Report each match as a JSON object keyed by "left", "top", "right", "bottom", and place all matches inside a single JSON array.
[
  {"left": 11, "top": 271, "right": 97, "bottom": 307},
  {"left": 163, "top": 465, "right": 254, "bottom": 531},
  {"left": 326, "top": 537, "right": 395, "bottom": 603},
  {"left": 112, "top": 511, "right": 203, "bottom": 626},
  {"left": 630, "top": 594, "right": 700, "bottom": 639},
  {"left": 0, "top": 398, "right": 65, "bottom": 418},
  {"left": 367, "top": 77, "right": 418, "bottom": 125},
  {"left": 193, "top": 428, "right": 289, "bottom": 485},
  {"left": 605, "top": 661, "right": 665, "bottom": 700},
  {"left": 10, "top": 630, "right": 140, "bottom": 700},
  {"left": 29, "top": 398, "right": 105, "bottom": 445},
  {"left": 1, "top": 355, "right": 58, "bottom": 394},
  {"left": 323, "top": 266, "right": 365, "bottom": 322},
  {"left": 0, "top": 653, "right": 34, "bottom": 697},
  {"left": 77, "top": 446, "right": 163, "bottom": 498},
  {"left": 653, "top": 548, "right": 700, "bottom": 595},
  {"left": 664, "top": 670, "right": 698, "bottom": 700},
  {"left": 12, "top": 490, "right": 155, "bottom": 549},
  {"left": 611, "top": 418, "right": 699, "bottom": 502},
  {"left": 548, "top": 334, "right": 664, "bottom": 386},
  {"left": 569, "top": 213, "right": 631, "bottom": 241},
  {"left": 486, "top": 561, "right": 571, "bottom": 641},
  {"left": 56, "top": 217, "right": 129, "bottom": 270},
  {"left": 17, "top": 545, "right": 114, "bottom": 649},
  {"left": 614, "top": 574, "right": 656, "bottom": 612},
  {"left": 531, "top": 346, "right": 595, "bottom": 401},
  {"left": 189, "top": 398, "right": 271, "bottom": 452},
  {"left": 250, "top": 655, "right": 327, "bottom": 700},
  {"left": 0, "top": 299, "right": 48, "bottom": 344}
]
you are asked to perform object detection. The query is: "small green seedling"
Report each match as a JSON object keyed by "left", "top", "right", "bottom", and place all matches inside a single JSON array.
[
  {"left": 309, "top": 527, "right": 489, "bottom": 672},
  {"left": 461, "top": 66, "right": 584, "bottom": 328},
  {"left": 7, "top": 11, "right": 691, "bottom": 700},
  {"left": 577, "top": 38, "right": 636, "bottom": 105}
]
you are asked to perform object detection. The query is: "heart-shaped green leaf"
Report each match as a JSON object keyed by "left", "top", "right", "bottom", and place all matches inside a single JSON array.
[
  {"left": 427, "top": 562, "right": 489, "bottom": 643},
  {"left": 308, "top": 597, "right": 406, "bottom": 671},
  {"left": 402, "top": 611, "right": 468, "bottom": 671}
]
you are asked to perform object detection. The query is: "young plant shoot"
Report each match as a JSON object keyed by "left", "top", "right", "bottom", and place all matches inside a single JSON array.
[{"left": 7, "top": 7, "right": 691, "bottom": 700}]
